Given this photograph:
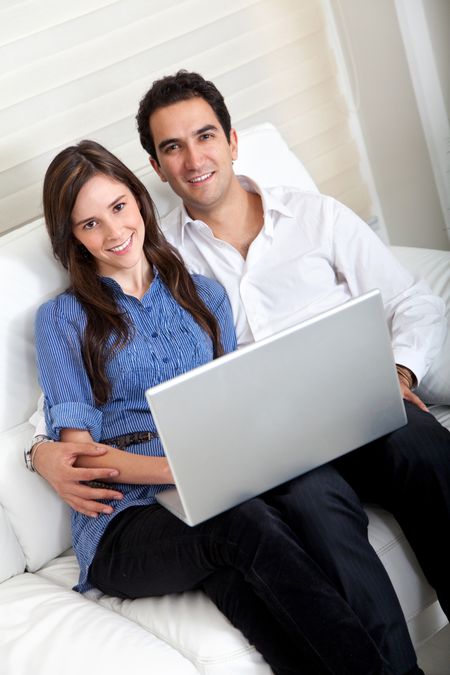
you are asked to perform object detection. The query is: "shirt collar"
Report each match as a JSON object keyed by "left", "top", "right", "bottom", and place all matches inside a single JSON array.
[{"left": 178, "top": 174, "right": 294, "bottom": 242}]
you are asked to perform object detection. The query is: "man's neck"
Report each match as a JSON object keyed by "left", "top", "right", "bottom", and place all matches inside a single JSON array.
[{"left": 186, "top": 179, "right": 264, "bottom": 259}]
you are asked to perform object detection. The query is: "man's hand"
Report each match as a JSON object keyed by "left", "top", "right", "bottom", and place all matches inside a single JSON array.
[
  {"left": 398, "top": 380, "right": 429, "bottom": 412},
  {"left": 396, "top": 364, "right": 428, "bottom": 412},
  {"left": 33, "top": 441, "right": 123, "bottom": 517}
]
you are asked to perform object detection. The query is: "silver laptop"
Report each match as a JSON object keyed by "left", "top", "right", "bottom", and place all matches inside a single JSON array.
[{"left": 146, "top": 289, "right": 406, "bottom": 526}]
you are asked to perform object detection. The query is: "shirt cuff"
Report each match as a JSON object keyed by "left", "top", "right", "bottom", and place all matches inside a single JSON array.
[
  {"left": 47, "top": 402, "right": 103, "bottom": 441},
  {"left": 392, "top": 349, "right": 427, "bottom": 387}
]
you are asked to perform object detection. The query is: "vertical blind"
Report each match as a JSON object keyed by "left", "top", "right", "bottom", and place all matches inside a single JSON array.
[{"left": 0, "top": 0, "right": 376, "bottom": 235}]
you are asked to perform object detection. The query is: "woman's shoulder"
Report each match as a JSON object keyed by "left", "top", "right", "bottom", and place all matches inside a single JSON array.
[
  {"left": 191, "top": 274, "right": 227, "bottom": 308},
  {"left": 37, "top": 289, "right": 84, "bottom": 322}
]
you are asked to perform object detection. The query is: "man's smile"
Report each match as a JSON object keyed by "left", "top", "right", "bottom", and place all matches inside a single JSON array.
[{"left": 188, "top": 172, "right": 214, "bottom": 184}]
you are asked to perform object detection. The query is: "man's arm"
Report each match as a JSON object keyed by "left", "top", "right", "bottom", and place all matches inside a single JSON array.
[{"left": 329, "top": 198, "right": 446, "bottom": 392}]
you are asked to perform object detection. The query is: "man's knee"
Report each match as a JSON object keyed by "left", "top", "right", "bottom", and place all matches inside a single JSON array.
[
  {"left": 268, "top": 465, "right": 369, "bottom": 531},
  {"left": 384, "top": 403, "right": 450, "bottom": 471}
]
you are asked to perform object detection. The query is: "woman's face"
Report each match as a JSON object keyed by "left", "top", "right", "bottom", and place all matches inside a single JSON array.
[{"left": 71, "top": 173, "right": 146, "bottom": 279}]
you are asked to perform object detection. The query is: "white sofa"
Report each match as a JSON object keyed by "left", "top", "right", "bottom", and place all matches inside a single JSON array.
[{"left": 0, "top": 125, "right": 449, "bottom": 674}]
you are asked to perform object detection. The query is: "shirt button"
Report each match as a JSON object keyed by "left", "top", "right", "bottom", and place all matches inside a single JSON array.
[
  {"left": 151, "top": 332, "right": 158, "bottom": 338},
  {"left": 162, "top": 357, "right": 169, "bottom": 363}
]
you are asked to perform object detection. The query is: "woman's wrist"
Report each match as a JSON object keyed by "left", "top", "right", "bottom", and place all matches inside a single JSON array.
[{"left": 24, "top": 435, "right": 54, "bottom": 473}]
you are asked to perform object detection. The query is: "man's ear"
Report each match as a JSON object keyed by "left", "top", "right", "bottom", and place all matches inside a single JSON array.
[
  {"left": 230, "top": 128, "right": 238, "bottom": 162},
  {"left": 149, "top": 156, "right": 168, "bottom": 183}
]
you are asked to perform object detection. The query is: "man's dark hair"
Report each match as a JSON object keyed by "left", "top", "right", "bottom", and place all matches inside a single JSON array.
[{"left": 136, "top": 70, "right": 231, "bottom": 164}]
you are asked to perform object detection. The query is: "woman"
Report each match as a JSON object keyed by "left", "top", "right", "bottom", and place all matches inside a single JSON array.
[{"left": 35, "top": 140, "right": 386, "bottom": 675}]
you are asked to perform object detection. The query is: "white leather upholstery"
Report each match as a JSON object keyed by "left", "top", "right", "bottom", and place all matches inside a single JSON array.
[
  {"left": 0, "top": 222, "right": 67, "bottom": 432},
  {"left": 0, "top": 123, "right": 448, "bottom": 673},
  {"left": 0, "top": 504, "right": 25, "bottom": 583},
  {"left": 0, "top": 424, "right": 71, "bottom": 574},
  {"left": 0, "top": 571, "right": 198, "bottom": 675}
]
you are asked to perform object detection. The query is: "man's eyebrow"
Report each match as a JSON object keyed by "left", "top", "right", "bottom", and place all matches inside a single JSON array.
[
  {"left": 157, "top": 124, "right": 219, "bottom": 152},
  {"left": 158, "top": 137, "right": 180, "bottom": 152},
  {"left": 73, "top": 194, "right": 126, "bottom": 226},
  {"left": 196, "top": 124, "right": 219, "bottom": 135}
]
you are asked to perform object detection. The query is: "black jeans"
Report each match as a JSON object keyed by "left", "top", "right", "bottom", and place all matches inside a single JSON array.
[{"left": 90, "top": 499, "right": 387, "bottom": 675}]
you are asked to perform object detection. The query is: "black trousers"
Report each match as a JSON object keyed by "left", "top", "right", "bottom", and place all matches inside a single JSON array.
[{"left": 89, "top": 402, "right": 448, "bottom": 675}]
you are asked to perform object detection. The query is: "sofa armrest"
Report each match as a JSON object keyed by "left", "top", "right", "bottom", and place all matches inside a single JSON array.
[{"left": 391, "top": 246, "right": 450, "bottom": 405}]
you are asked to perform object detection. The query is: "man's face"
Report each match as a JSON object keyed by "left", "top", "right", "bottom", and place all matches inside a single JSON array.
[{"left": 148, "top": 97, "right": 238, "bottom": 218}]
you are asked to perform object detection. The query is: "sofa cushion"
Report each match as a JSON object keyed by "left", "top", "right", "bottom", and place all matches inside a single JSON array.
[
  {"left": 392, "top": 246, "right": 450, "bottom": 405},
  {"left": 0, "top": 424, "right": 72, "bottom": 571},
  {"left": 0, "top": 505, "right": 26, "bottom": 584},
  {"left": 0, "top": 572, "right": 197, "bottom": 675},
  {"left": 430, "top": 405, "right": 450, "bottom": 430},
  {"left": 36, "top": 553, "right": 271, "bottom": 675}
]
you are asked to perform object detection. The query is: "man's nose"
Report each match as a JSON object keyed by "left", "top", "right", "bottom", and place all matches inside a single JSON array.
[{"left": 184, "top": 143, "right": 202, "bottom": 170}]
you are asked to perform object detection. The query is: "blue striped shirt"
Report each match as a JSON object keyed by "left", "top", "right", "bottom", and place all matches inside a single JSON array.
[{"left": 35, "top": 271, "right": 237, "bottom": 593}]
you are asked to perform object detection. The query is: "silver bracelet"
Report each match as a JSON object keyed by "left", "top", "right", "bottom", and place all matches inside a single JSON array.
[{"left": 24, "top": 435, "right": 54, "bottom": 473}]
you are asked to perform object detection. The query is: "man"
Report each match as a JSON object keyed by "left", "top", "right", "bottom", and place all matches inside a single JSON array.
[{"left": 30, "top": 71, "right": 449, "bottom": 675}]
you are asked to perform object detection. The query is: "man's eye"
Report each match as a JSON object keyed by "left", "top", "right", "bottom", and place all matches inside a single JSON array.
[
  {"left": 200, "top": 133, "right": 213, "bottom": 141},
  {"left": 165, "top": 144, "right": 179, "bottom": 153}
]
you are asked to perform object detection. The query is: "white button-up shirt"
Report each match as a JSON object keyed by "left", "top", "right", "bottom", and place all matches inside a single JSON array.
[{"left": 162, "top": 176, "right": 446, "bottom": 384}]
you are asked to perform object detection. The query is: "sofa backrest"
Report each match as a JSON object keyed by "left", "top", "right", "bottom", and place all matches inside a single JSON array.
[{"left": 0, "top": 225, "right": 73, "bottom": 583}]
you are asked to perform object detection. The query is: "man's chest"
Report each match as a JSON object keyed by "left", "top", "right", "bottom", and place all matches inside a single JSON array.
[{"left": 179, "top": 230, "right": 350, "bottom": 342}]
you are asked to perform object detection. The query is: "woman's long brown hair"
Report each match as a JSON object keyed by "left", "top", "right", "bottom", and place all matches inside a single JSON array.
[{"left": 43, "top": 140, "right": 223, "bottom": 405}]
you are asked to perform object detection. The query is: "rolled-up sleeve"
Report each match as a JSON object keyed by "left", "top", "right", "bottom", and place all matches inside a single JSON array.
[{"left": 35, "top": 299, "right": 102, "bottom": 440}]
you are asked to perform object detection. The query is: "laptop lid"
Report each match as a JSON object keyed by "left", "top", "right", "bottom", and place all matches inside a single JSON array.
[{"left": 146, "top": 290, "right": 406, "bottom": 526}]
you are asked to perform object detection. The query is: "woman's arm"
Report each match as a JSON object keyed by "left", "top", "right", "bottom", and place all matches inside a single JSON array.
[{"left": 61, "top": 429, "right": 174, "bottom": 484}]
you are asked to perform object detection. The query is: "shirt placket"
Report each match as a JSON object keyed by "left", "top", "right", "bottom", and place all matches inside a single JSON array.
[{"left": 239, "top": 217, "right": 274, "bottom": 342}]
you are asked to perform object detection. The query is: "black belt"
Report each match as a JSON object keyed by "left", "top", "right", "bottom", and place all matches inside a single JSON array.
[{"left": 101, "top": 430, "right": 159, "bottom": 450}]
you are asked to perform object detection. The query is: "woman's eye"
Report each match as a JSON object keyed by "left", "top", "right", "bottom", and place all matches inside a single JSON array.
[
  {"left": 83, "top": 220, "right": 96, "bottom": 230},
  {"left": 114, "top": 202, "right": 125, "bottom": 212}
]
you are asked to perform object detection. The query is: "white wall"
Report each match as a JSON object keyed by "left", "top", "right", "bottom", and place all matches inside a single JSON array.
[
  {"left": 422, "top": 0, "right": 450, "bottom": 117},
  {"left": 330, "top": 0, "right": 449, "bottom": 250}
]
